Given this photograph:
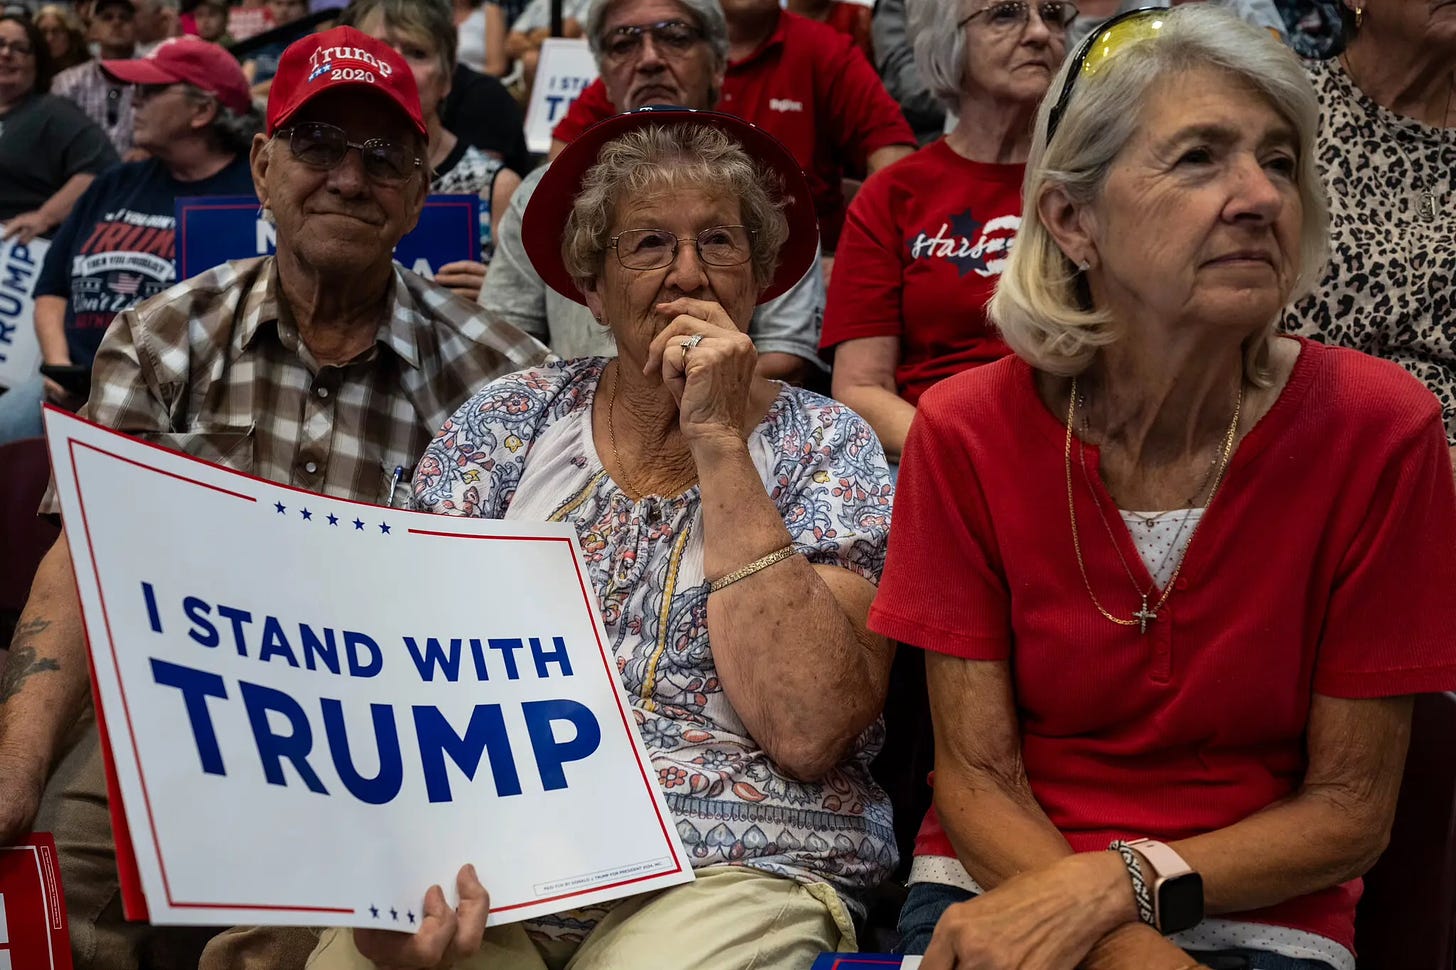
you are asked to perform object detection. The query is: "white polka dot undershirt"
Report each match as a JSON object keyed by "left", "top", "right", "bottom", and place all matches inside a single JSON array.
[{"left": 1120, "top": 508, "right": 1201, "bottom": 590}]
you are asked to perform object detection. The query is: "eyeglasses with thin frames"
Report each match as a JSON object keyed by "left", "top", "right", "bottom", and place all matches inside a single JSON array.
[
  {"left": 600, "top": 20, "right": 704, "bottom": 62},
  {"left": 279, "top": 121, "right": 422, "bottom": 185},
  {"left": 609, "top": 226, "right": 756, "bottom": 271},
  {"left": 958, "top": 0, "right": 1080, "bottom": 32},
  {"left": 0, "top": 38, "right": 34, "bottom": 56}
]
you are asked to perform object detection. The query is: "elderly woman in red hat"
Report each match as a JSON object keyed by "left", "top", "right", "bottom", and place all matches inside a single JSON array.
[{"left": 308, "top": 106, "right": 899, "bottom": 970}]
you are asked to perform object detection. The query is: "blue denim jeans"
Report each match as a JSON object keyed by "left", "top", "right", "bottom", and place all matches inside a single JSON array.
[
  {"left": 896, "top": 881, "right": 1338, "bottom": 968},
  {"left": 0, "top": 370, "right": 45, "bottom": 446}
]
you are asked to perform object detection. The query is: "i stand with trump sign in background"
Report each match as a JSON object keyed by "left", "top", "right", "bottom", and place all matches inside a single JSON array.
[{"left": 41, "top": 407, "right": 692, "bottom": 931}]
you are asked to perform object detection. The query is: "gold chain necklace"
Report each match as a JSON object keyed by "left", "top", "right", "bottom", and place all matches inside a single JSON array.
[
  {"left": 604, "top": 364, "right": 644, "bottom": 498},
  {"left": 603, "top": 364, "right": 697, "bottom": 500},
  {"left": 1064, "top": 377, "right": 1243, "bottom": 634}
]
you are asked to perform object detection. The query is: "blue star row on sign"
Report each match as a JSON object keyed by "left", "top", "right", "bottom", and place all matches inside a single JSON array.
[
  {"left": 367, "top": 904, "right": 415, "bottom": 924},
  {"left": 273, "top": 501, "right": 391, "bottom": 533}
]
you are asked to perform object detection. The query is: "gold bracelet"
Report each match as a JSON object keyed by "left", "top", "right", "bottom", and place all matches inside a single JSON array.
[{"left": 708, "top": 544, "right": 800, "bottom": 593}]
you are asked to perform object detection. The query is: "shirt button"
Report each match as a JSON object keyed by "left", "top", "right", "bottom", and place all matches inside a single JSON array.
[
  {"left": 304, "top": 461, "right": 318, "bottom": 474},
  {"left": 316, "top": 386, "right": 330, "bottom": 399}
]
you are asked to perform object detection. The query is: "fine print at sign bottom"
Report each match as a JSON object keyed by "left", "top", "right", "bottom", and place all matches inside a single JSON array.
[
  {"left": 43, "top": 407, "right": 692, "bottom": 931},
  {"left": 534, "top": 857, "right": 676, "bottom": 897}
]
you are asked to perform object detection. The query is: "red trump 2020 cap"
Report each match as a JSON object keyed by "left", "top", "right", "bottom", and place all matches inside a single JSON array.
[
  {"left": 100, "top": 36, "right": 251, "bottom": 115},
  {"left": 264, "top": 25, "right": 426, "bottom": 137}
]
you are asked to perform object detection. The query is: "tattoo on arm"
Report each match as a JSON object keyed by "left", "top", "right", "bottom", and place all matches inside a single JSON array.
[{"left": 1, "top": 620, "right": 60, "bottom": 704}]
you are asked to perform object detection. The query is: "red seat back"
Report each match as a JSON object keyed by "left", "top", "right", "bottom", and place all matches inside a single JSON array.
[{"left": 0, "top": 437, "right": 60, "bottom": 615}]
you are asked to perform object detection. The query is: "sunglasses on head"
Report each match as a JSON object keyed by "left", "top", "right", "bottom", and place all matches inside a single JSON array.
[
  {"left": 279, "top": 121, "right": 421, "bottom": 184},
  {"left": 1043, "top": 6, "right": 1168, "bottom": 146}
]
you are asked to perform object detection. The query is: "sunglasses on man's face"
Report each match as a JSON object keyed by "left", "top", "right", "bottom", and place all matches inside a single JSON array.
[
  {"left": 280, "top": 121, "right": 421, "bottom": 184},
  {"left": 135, "top": 82, "right": 185, "bottom": 101}
]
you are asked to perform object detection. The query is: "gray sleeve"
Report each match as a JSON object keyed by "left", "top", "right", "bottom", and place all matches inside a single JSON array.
[
  {"left": 479, "top": 167, "right": 550, "bottom": 347},
  {"left": 871, "top": 0, "right": 945, "bottom": 143},
  {"left": 748, "top": 248, "right": 826, "bottom": 369},
  {"left": 1222, "top": 0, "right": 1288, "bottom": 36}
]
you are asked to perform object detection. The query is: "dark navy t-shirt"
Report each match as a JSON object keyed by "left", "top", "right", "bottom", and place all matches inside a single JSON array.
[{"left": 36, "top": 155, "right": 256, "bottom": 367}]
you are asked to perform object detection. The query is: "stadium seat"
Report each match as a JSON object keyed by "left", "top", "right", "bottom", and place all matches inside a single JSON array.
[
  {"left": 1355, "top": 691, "right": 1456, "bottom": 970},
  {"left": 0, "top": 437, "right": 59, "bottom": 650}
]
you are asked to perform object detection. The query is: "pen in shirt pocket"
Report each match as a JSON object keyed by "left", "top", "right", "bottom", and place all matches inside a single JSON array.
[{"left": 381, "top": 463, "right": 406, "bottom": 508}]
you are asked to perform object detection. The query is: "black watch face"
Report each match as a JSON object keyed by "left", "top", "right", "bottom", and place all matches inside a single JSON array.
[{"left": 1159, "top": 872, "right": 1205, "bottom": 933}]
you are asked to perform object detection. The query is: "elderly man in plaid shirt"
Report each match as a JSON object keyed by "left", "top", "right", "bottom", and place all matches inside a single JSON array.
[{"left": 0, "top": 25, "right": 547, "bottom": 970}]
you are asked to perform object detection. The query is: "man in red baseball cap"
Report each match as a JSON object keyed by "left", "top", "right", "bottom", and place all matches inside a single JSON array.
[
  {"left": 0, "top": 23, "right": 546, "bottom": 970},
  {"left": 266, "top": 23, "right": 428, "bottom": 138},
  {"left": 100, "top": 34, "right": 251, "bottom": 114},
  {"left": 1, "top": 33, "right": 259, "bottom": 445}
]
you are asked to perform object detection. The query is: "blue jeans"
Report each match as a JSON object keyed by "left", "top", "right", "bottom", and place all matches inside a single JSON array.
[
  {"left": 0, "top": 370, "right": 45, "bottom": 446},
  {"left": 896, "top": 882, "right": 1337, "bottom": 968}
]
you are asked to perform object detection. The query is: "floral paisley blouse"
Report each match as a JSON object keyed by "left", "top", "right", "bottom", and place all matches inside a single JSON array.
[{"left": 411, "top": 358, "right": 898, "bottom": 931}]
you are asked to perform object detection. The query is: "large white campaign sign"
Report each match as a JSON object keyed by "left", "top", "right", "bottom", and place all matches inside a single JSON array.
[
  {"left": 43, "top": 408, "right": 691, "bottom": 930},
  {"left": 0, "top": 238, "right": 47, "bottom": 392},
  {"left": 523, "top": 38, "right": 599, "bottom": 154}
]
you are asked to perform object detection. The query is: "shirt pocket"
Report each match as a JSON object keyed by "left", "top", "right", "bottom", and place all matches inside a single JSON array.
[{"left": 147, "top": 426, "right": 255, "bottom": 476}]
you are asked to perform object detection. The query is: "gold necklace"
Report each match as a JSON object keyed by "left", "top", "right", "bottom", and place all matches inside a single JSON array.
[
  {"left": 603, "top": 364, "right": 697, "bottom": 500},
  {"left": 1084, "top": 398, "right": 1222, "bottom": 532},
  {"left": 1064, "top": 377, "right": 1243, "bottom": 634},
  {"left": 604, "top": 364, "right": 643, "bottom": 498}
]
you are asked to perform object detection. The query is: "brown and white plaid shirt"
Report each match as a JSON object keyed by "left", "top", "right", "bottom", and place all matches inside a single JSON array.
[{"left": 43, "top": 255, "right": 549, "bottom": 512}]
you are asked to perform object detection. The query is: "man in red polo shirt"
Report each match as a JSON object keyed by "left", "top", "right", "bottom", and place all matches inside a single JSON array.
[{"left": 552, "top": 0, "right": 914, "bottom": 251}]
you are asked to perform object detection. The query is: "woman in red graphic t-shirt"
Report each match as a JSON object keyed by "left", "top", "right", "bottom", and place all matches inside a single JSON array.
[
  {"left": 871, "top": 6, "right": 1456, "bottom": 970},
  {"left": 820, "top": 0, "right": 1075, "bottom": 470}
]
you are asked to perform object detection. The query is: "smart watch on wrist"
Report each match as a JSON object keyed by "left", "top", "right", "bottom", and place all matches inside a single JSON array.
[{"left": 1125, "top": 838, "right": 1204, "bottom": 934}]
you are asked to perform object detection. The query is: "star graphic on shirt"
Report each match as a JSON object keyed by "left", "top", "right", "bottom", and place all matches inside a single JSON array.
[
  {"left": 354, "top": 518, "right": 365, "bottom": 530},
  {"left": 369, "top": 905, "right": 379, "bottom": 918},
  {"left": 948, "top": 207, "right": 989, "bottom": 276},
  {"left": 389, "top": 908, "right": 398, "bottom": 921},
  {"left": 327, "top": 513, "right": 339, "bottom": 526},
  {"left": 379, "top": 522, "right": 391, "bottom": 535},
  {"left": 300, "top": 508, "right": 312, "bottom": 521},
  {"left": 274, "top": 501, "right": 286, "bottom": 514},
  {"left": 407, "top": 911, "right": 416, "bottom": 925}
]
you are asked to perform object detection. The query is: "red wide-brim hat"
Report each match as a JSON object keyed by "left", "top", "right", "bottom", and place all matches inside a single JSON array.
[{"left": 522, "top": 106, "right": 820, "bottom": 307}]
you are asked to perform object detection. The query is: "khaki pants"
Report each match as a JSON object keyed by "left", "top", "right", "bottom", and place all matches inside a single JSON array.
[
  {"left": 307, "top": 867, "right": 856, "bottom": 970},
  {"left": 37, "top": 705, "right": 317, "bottom": 970}
]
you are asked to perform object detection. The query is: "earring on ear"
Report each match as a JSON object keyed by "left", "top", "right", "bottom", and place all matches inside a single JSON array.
[
  {"left": 1354, "top": 4, "right": 1363, "bottom": 27},
  {"left": 1078, "top": 259, "right": 1091, "bottom": 272}
]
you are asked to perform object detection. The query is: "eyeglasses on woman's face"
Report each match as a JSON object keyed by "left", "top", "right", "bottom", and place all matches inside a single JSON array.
[
  {"left": 959, "top": 0, "right": 1080, "bottom": 32},
  {"left": 600, "top": 19, "right": 704, "bottom": 62},
  {"left": 280, "top": 121, "right": 421, "bottom": 185},
  {"left": 609, "top": 225, "right": 755, "bottom": 271}
]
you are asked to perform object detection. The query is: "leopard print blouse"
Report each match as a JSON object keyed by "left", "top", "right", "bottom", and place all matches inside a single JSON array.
[{"left": 1283, "top": 59, "right": 1456, "bottom": 442}]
